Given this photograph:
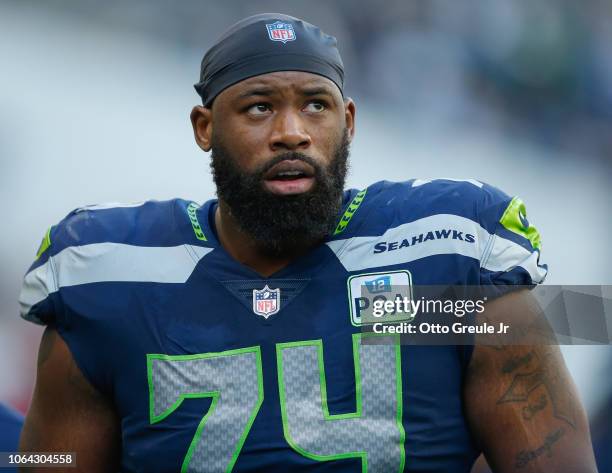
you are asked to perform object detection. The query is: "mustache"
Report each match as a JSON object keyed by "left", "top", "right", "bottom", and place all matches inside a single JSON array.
[{"left": 257, "top": 152, "right": 322, "bottom": 177}]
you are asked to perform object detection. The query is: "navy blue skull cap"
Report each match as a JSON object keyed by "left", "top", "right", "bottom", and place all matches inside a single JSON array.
[{"left": 194, "top": 13, "right": 345, "bottom": 107}]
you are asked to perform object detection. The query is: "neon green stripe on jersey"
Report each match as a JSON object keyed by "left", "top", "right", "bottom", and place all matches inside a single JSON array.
[
  {"left": 333, "top": 188, "right": 367, "bottom": 236},
  {"left": 499, "top": 197, "right": 541, "bottom": 250},
  {"left": 187, "top": 202, "right": 207, "bottom": 241},
  {"left": 35, "top": 226, "right": 53, "bottom": 259}
]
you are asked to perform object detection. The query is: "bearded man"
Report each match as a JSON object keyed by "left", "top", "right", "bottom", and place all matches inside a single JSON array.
[{"left": 18, "top": 13, "right": 597, "bottom": 473}]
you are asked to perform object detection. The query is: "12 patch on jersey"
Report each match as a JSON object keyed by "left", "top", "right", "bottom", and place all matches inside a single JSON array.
[{"left": 347, "top": 270, "right": 414, "bottom": 326}]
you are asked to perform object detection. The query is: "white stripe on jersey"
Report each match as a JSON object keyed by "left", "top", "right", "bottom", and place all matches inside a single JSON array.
[
  {"left": 483, "top": 238, "right": 547, "bottom": 283},
  {"left": 326, "top": 213, "right": 547, "bottom": 283},
  {"left": 74, "top": 201, "right": 148, "bottom": 212},
  {"left": 19, "top": 243, "right": 212, "bottom": 322},
  {"left": 411, "top": 178, "right": 484, "bottom": 188}
]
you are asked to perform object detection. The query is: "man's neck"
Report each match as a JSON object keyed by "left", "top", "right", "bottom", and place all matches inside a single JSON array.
[{"left": 214, "top": 202, "right": 314, "bottom": 277}]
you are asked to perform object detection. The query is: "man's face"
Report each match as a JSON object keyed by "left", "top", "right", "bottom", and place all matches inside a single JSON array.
[{"left": 192, "top": 71, "right": 356, "bottom": 256}]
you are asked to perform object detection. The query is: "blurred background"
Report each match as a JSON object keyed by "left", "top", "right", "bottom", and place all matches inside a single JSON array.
[{"left": 0, "top": 0, "right": 610, "bottom": 470}]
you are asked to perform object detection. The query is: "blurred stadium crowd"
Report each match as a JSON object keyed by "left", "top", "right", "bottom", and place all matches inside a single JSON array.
[{"left": 15, "top": 0, "right": 612, "bottom": 165}]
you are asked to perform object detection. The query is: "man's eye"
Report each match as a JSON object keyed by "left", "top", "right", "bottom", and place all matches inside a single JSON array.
[
  {"left": 304, "top": 101, "right": 326, "bottom": 113},
  {"left": 247, "top": 104, "right": 271, "bottom": 115}
]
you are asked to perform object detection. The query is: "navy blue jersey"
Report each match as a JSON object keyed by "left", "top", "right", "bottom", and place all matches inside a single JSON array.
[
  {"left": 20, "top": 179, "right": 546, "bottom": 473},
  {"left": 0, "top": 403, "right": 24, "bottom": 473}
]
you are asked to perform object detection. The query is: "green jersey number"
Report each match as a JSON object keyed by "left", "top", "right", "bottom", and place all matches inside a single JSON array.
[{"left": 147, "top": 334, "right": 404, "bottom": 473}]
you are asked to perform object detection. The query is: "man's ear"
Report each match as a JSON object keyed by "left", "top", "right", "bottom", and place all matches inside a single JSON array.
[
  {"left": 190, "top": 106, "right": 213, "bottom": 152},
  {"left": 344, "top": 97, "right": 356, "bottom": 142}
]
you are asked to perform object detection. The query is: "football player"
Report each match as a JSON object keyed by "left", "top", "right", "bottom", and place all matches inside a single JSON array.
[{"left": 18, "top": 13, "right": 597, "bottom": 473}]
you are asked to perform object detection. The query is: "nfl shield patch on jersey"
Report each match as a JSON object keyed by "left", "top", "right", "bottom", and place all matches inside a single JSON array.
[
  {"left": 265, "top": 21, "right": 296, "bottom": 43},
  {"left": 253, "top": 285, "right": 281, "bottom": 318}
]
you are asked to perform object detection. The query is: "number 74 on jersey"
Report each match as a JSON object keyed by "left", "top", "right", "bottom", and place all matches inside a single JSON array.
[{"left": 148, "top": 333, "right": 405, "bottom": 473}]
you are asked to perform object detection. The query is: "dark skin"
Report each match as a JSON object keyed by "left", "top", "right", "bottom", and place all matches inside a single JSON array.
[
  {"left": 19, "top": 328, "right": 120, "bottom": 472},
  {"left": 190, "top": 71, "right": 356, "bottom": 277},
  {"left": 465, "top": 289, "right": 597, "bottom": 472},
  {"left": 20, "top": 71, "right": 597, "bottom": 472}
]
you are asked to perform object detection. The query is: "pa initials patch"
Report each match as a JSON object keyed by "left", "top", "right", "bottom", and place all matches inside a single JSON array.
[{"left": 347, "top": 270, "right": 414, "bottom": 326}]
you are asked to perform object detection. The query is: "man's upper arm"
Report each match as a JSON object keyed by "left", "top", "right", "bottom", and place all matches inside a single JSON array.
[
  {"left": 20, "top": 327, "right": 120, "bottom": 472},
  {"left": 464, "top": 290, "right": 598, "bottom": 473}
]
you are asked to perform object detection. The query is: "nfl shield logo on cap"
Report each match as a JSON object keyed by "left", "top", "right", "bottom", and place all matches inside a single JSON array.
[
  {"left": 252, "top": 285, "right": 281, "bottom": 318},
  {"left": 265, "top": 21, "right": 296, "bottom": 43}
]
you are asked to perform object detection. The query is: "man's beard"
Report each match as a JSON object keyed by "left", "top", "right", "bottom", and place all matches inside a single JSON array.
[{"left": 210, "top": 130, "right": 350, "bottom": 257}]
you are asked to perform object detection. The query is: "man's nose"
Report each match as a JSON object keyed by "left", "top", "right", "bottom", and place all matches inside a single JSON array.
[{"left": 269, "top": 110, "right": 311, "bottom": 151}]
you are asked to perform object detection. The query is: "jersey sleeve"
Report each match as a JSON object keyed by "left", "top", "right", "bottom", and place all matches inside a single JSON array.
[
  {"left": 19, "top": 221, "right": 65, "bottom": 326},
  {"left": 19, "top": 198, "right": 199, "bottom": 328},
  {"left": 477, "top": 183, "right": 548, "bottom": 286},
  {"left": 18, "top": 205, "right": 104, "bottom": 325}
]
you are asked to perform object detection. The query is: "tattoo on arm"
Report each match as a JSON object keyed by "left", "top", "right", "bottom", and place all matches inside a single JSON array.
[
  {"left": 501, "top": 351, "right": 534, "bottom": 374},
  {"left": 522, "top": 394, "right": 547, "bottom": 420},
  {"left": 497, "top": 352, "right": 576, "bottom": 429},
  {"left": 514, "top": 428, "right": 565, "bottom": 469}
]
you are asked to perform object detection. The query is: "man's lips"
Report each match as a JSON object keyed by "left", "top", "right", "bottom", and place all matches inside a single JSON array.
[
  {"left": 263, "top": 159, "right": 315, "bottom": 180},
  {"left": 263, "top": 159, "right": 316, "bottom": 195}
]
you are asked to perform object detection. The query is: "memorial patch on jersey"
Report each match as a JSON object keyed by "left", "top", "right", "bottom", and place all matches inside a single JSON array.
[
  {"left": 347, "top": 270, "right": 414, "bottom": 326},
  {"left": 35, "top": 226, "right": 53, "bottom": 259},
  {"left": 265, "top": 21, "right": 296, "bottom": 43},
  {"left": 252, "top": 285, "right": 281, "bottom": 319},
  {"left": 499, "top": 196, "right": 541, "bottom": 250}
]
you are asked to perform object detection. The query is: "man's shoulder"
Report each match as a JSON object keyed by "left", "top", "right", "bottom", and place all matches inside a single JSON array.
[
  {"left": 38, "top": 198, "right": 200, "bottom": 258},
  {"left": 20, "top": 198, "right": 214, "bottom": 325},
  {"left": 331, "top": 179, "right": 546, "bottom": 284},
  {"left": 341, "top": 179, "right": 514, "bottom": 237}
]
